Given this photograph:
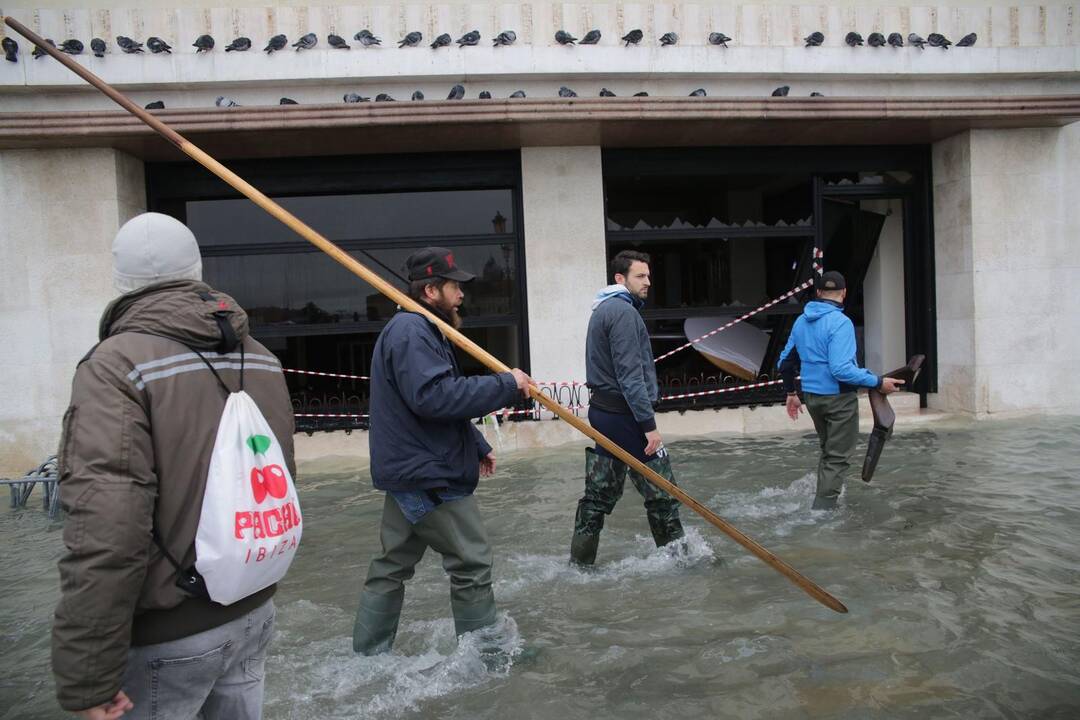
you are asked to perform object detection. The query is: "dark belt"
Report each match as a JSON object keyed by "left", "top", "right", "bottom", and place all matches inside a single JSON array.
[{"left": 588, "top": 389, "right": 633, "bottom": 414}]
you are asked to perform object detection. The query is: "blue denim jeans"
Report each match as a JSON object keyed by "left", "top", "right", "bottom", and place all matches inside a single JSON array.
[{"left": 120, "top": 599, "right": 275, "bottom": 720}]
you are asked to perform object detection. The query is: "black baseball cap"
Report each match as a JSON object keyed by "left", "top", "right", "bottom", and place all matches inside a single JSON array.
[
  {"left": 817, "top": 270, "right": 846, "bottom": 291},
  {"left": 406, "top": 247, "right": 475, "bottom": 282}
]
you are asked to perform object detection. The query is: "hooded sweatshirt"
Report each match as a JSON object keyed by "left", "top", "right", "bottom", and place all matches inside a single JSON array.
[
  {"left": 777, "top": 299, "right": 880, "bottom": 395},
  {"left": 52, "top": 280, "right": 295, "bottom": 712},
  {"left": 586, "top": 284, "right": 659, "bottom": 431}
]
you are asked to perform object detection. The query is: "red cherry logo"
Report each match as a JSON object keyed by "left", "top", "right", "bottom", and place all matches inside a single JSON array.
[{"left": 250, "top": 464, "right": 288, "bottom": 504}]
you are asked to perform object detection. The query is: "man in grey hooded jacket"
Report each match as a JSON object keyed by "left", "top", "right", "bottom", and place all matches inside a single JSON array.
[{"left": 570, "top": 250, "right": 685, "bottom": 566}]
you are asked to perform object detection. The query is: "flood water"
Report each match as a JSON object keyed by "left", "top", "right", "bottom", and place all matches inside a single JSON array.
[{"left": 2, "top": 416, "right": 1079, "bottom": 719}]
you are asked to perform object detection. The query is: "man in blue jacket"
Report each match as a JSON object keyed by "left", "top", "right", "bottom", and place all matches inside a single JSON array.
[
  {"left": 778, "top": 271, "right": 904, "bottom": 509},
  {"left": 353, "top": 247, "right": 532, "bottom": 655},
  {"left": 570, "top": 250, "right": 685, "bottom": 566}
]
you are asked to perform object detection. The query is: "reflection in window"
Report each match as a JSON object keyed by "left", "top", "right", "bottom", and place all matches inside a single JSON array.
[
  {"left": 202, "top": 244, "right": 518, "bottom": 331},
  {"left": 605, "top": 174, "right": 812, "bottom": 231},
  {"left": 187, "top": 189, "right": 515, "bottom": 247},
  {"left": 607, "top": 236, "right": 810, "bottom": 311},
  {"left": 822, "top": 170, "right": 914, "bottom": 187}
]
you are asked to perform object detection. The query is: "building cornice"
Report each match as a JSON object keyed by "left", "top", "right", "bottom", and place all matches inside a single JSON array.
[{"left": 2, "top": 95, "right": 1078, "bottom": 158}]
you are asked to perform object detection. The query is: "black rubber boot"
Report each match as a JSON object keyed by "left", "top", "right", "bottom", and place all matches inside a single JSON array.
[{"left": 570, "top": 531, "right": 600, "bottom": 566}]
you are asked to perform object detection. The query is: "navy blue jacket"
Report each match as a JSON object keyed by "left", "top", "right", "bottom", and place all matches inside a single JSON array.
[{"left": 368, "top": 310, "right": 519, "bottom": 493}]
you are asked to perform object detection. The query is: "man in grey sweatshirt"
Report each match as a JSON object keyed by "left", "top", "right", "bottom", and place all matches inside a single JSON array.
[{"left": 570, "top": 250, "right": 685, "bottom": 566}]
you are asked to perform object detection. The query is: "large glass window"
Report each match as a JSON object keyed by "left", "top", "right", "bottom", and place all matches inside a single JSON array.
[
  {"left": 603, "top": 147, "right": 933, "bottom": 409},
  {"left": 148, "top": 152, "right": 527, "bottom": 428}
]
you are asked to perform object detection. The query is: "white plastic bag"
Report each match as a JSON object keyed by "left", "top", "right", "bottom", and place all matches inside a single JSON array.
[{"left": 195, "top": 390, "right": 302, "bottom": 605}]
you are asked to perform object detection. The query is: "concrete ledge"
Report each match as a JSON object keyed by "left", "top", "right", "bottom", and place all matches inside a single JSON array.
[{"left": 293, "top": 392, "right": 943, "bottom": 472}]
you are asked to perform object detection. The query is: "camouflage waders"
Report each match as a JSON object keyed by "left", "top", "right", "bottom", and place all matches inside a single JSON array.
[{"left": 570, "top": 447, "right": 685, "bottom": 565}]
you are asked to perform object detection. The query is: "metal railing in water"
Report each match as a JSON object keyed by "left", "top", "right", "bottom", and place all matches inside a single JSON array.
[{"left": 0, "top": 455, "right": 60, "bottom": 517}]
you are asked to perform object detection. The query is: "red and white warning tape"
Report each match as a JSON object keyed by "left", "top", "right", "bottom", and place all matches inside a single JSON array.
[
  {"left": 653, "top": 278, "right": 815, "bottom": 364},
  {"left": 659, "top": 377, "right": 789, "bottom": 401},
  {"left": 283, "top": 368, "right": 370, "bottom": 381}
]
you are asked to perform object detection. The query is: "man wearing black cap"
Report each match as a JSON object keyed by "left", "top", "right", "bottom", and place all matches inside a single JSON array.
[
  {"left": 777, "top": 271, "right": 904, "bottom": 509},
  {"left": 353, "top": 247, "right": 532, "bottom": 655}
]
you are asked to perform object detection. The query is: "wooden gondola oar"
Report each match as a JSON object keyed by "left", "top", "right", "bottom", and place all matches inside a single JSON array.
[{"left": 2, "top": 15, "right": 847, "bottom": 614}]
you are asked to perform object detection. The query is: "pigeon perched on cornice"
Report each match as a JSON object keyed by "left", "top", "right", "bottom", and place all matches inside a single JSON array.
[
  {"left": 2, "top": 37, "right": 17, "bottom": 62},
  {"left": 355, "top": 29, "right": 381, "bottom": 47},
  {"left": 147, "top": 37, "right": 172, "bottom": 54},
  {"left": 225, "top": 37, "right": 251, "bottom": 52},
  {"left": 264, "top": 35, "right": 287, "bottom": 53},
  {"left": 456, "top": 30, "right": 480, "bottom": 47},
  {"left": 927, "top": 32, "right": 952, "bottom": 49},
  {"left": 292, "top": 33, "right": 317, "bottom": 51}
]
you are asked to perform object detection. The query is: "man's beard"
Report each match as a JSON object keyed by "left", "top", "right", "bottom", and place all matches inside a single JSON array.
[
  {"left": 428, "top": 294, "right": 462, "bottom": 329},
  {"left": 445, "top": 305, "right": 462, "bottom": 329}
]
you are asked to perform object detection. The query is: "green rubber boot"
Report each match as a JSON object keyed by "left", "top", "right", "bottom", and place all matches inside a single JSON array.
[
  {"left": 352, "top": 587, "right": 404, "bottom": 655},
  {"left": 451, "top": 588, "right": 497, "bottom": 636}
]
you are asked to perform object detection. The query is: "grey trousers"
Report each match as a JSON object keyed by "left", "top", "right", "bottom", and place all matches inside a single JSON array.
[
  {"left": 120, "top": 599, "right": 275, "bottom": 720},
  {"left": 354, "top": 493, "right": 496, "bottom": 654},
  {"left": 804, "top": 391, "right": 860, "bottom": 508}
]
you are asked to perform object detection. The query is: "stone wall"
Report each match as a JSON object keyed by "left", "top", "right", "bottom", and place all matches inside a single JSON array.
[
  {"left": 0, "top": 147, "right": 145, "bottom": 475},
  {"left": 930, "top": 122, "right": 1080, "bottom": 415},
  {"left": 520, "top": 146, "right": 607, "bottom": 385}
]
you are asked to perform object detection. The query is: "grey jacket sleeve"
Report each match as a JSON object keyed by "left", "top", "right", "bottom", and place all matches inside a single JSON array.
[
  {"left": 52, "top": 356, "right": 157, "bottom": 712},
  {"left": 607, "top": 308, "right": 657, "bottom": 431}
]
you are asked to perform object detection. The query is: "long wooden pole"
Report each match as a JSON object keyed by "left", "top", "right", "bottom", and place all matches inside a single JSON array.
[{"left": 3, "top": 15, "right": 847, "bottom": 614}]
